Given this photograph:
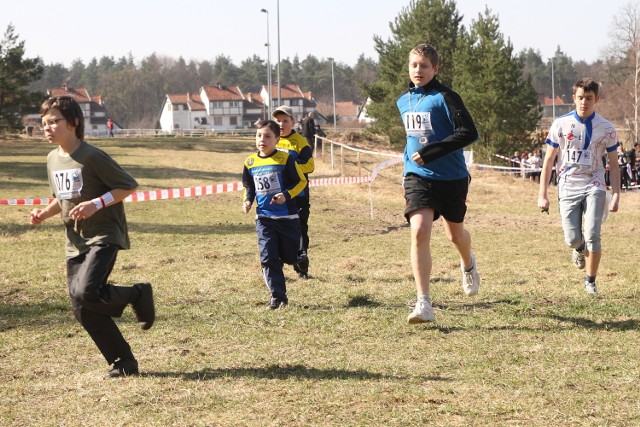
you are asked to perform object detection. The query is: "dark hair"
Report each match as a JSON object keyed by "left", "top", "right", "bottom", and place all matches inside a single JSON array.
[
  {"left": 573, "top": 78, "right": 599, "bottom": 97},
  {"left": 255, "top": 119, "right": 281, "bottom": 138},
  {"left": 40, "top": 96, "right": 84, "bottom": 139}
]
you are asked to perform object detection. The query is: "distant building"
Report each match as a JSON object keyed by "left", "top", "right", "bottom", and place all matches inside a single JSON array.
[
  {"left": 158, "top": 83, "right": 317, "bottom": 133},
  {"left": 158, "top": 93, "right": 208, "bottom": 132},
  {"left": 540, "top": 96, "right": 572, "bottom": 119},
  {"left": 46, "top": 86, "right": 121, "bottom": 136}
]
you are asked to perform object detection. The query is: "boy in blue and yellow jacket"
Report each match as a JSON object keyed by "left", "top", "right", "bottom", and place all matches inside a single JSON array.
[{"left": 242, "top": 119, "right": 308, "bottom": 309}]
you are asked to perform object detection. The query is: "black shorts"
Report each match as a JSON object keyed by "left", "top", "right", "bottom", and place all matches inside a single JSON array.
[{"left": 403, "top": 174, "right": 469, "bottom": 223}]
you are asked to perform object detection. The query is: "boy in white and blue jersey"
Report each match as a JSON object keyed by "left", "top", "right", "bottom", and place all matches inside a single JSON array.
[
  {"left": 538, "top": 78, "right": 620, "bottom": 295},
  {"left": 398, "top": 44, "right": 481, "bottom": 324},
  {"left": 242, "top": 120, "right": 308, "bottom": 309}
]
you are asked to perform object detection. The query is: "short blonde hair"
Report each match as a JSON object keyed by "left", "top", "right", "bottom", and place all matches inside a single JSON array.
[{"left": 409, "top": 44, "right": 439, "bottom": 67}]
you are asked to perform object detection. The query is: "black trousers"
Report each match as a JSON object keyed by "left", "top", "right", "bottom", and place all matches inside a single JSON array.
[
  {"left": 294, "top": 195, "right": 310, "bottom": 274},
  {"left": 67, "top": 244, "right": 138, "bottom": 365}
]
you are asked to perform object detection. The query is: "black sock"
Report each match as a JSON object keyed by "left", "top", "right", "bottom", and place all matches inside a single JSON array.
[{"left": 586, "top": 275, "right": 596, "bottom": 283}]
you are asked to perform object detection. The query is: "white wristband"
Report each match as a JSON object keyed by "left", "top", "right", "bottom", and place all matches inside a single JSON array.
[
  {"left": 91, "top": 198, "right": 104, "bottom": 210},
  {"left": 101, "top": 192, "right": 115, "bottom": 206}
]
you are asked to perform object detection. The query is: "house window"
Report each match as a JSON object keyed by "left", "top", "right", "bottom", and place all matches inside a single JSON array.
[
  {"left": 214, "top": 117, "right": 222, "bottom": 126},
  {"left": 213, "top": 101, "right": 223, "bottom": 108},
  {"left": 230, "top": 117, "right": 237, "bottom": 126},
  {"left": 230, "top": 101, "right": 239, "bottom": 107},
  {"left": 290, "top": 100, "right": 299, "bottom": 106},
  {"left": 174, "top": 123, "right": 180, "bottom": 129}
]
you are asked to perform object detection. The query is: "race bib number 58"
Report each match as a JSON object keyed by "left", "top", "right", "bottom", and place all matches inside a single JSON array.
[{"left": 253, "top": 172, "right": 282, "bottom": 196}]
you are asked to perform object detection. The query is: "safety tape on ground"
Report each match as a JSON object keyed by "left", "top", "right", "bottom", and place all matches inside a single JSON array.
[{"left": 0, "top": 175, "right": 380, "bottom": 206}]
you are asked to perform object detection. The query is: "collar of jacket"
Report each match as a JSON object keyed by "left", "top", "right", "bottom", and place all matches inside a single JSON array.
[{"left": 408, "top": 78, "right": 438, "bottom": 93}]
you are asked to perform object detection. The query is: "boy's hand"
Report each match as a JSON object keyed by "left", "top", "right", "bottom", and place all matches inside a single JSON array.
[
  {"left": 411, "top": 152, "right": 425, "bottom": 166},
  {"left": 270, "top": 193, "right": 285, "bottom": 204},
  {"left": 69, "top": 201, "right": 98, "bottom": 221},
  {"left": 242, "top": 201, "right": 252, "bottom": 213},
  {"left": 537, "top": 195, "right": 550, "bottom": 213},
  {"left": 610, "top": 193, "right": 619, "bottom": 212},
  {"left": 29, "top": 209, "right": 44, "bottom": 225}
]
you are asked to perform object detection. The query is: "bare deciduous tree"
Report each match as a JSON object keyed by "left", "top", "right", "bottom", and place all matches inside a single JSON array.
[{"left": 609, "top": 1, "right": 640, "bottom": 143}]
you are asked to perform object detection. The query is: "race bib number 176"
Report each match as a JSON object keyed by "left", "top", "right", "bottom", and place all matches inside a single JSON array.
[{"left": 52, "top": 168, "right": 83, "bottom": 200}]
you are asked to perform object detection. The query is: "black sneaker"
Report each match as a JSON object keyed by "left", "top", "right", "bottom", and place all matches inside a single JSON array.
[
  {"left": 269, "top": 296, "right": 288, "bottom": 310},
  {"left": 106, "top": 358, "right": 139, "bottom": 378},
  {"left": 297, "top": 271, "right": 309, "bottom": 280},
  {"left": 132, "top": 283, "right": 155, "bottom": 330}
]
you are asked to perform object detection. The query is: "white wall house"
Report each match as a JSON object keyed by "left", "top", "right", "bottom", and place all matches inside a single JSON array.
[
  {"left": 259, "top": 83, "right": 316, "bottom": 121},
  {"left": 159, "top": 93, "right": 209, "bottom": 133},
  {"left": 47, "top": 86, "right": 121, "bottom": 136},
  {"left": 200, "top": 84, "right": 245, "bottom": 130}
]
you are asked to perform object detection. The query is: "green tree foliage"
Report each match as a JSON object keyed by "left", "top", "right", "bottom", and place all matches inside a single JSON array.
[
  {"left": 453, "top": 8, "right": 540, "bottom": 161},
  {"left": 0, "top": 24, "right": 43, "bottom": 130},
  {"left": 362, "top": 0, "right": 462, "bottom": 146}
]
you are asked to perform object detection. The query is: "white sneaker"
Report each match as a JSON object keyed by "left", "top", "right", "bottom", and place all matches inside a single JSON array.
[
  {"left": 572, "top": 249, "right": 586, "bottom": 270},
  {"left": 461, "top": 253, "right": 480, "bottom": 296},
  {"left": 585, "top": 281, "right": 598, "bottom": 295},
  {"left": 407, "top": 299, "right": 435, "bottom": 323}
]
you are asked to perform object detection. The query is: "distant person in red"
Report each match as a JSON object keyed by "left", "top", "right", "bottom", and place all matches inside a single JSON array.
[{"left": 107, "top": 118, "right": 114, "bottom": 138}]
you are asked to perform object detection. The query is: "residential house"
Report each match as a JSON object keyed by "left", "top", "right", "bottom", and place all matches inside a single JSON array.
[
  {"left": 47, "top": 86, "right": 119, "bottom": 136},
  {"left": 316, "top": 101, "right": 361, "bottom": 123},
  {"left": 158, "top": 93, "right": 208, "bottom": 132},
  {"left": 357, "top": 97, "right": 375, "bottom": 124},
  {"left": 541, "top": 95, "right": 572, "bottom": 119},
  {"left": 158, "top": 83, "right": 317, "bottom": 132},
  {"left": 200, "top": 84, "right": 245, "bottom": 130},
  {"left": 260, "top": 83, "right": 316, "bottom": 120}
]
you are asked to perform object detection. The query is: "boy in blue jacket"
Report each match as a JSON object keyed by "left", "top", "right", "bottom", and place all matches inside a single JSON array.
[{"left": 398, "top": 44, "right": 480, "bottom": 323}]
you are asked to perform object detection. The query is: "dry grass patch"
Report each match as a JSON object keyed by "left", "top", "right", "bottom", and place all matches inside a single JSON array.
[{"left": 2, "top": 137, "right": 640, "bottom": 426}]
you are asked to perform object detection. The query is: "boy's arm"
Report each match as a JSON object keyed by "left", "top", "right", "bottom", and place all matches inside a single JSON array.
[
  {"left": 68, "top": 187, "right": 137, "bottom": 221},
  {"left": 416, "top": 90, "right": 479, "bottom": 164},
  {"left": 296, "top": 143, "right": 315, "bottom": 174},
  {"left": 607, "top": 149, "right": 621, "bottom": 212},
  {"left": 29, "top": 198, "right": 62, "bottom": 225},
  {"left": 283, "top": 157, "right": 307, "bottom": 200},
  {"left": 242, "top": 164, "right": 256, "bottom": 205},
  {"left": 537, "top": 144, "right": 558, "bottom": 210}
]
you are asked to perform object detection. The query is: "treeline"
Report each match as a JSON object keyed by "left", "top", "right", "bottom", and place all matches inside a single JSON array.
[{"left": 27, "top": 53, "right": 379, "bottom": 128}]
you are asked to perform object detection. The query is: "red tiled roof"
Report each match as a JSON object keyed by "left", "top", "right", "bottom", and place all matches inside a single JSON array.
[
  {"left": 542, "top": 96, "right": 565, "bottom": 106},
  {"left": 244, "top": 92, "right": 265, "bottom": 106},
  {"left": 263, "top": 84, "right": 307, "bottom": 99},
  {"left": 48, "top": 86, "right": 91, "bottom": 103},
  {"left": 202, "top": 85, "right": 243, "bottom": 101},
  {"left": 167, "top": 93, "right": 206, "bottom": 111}
]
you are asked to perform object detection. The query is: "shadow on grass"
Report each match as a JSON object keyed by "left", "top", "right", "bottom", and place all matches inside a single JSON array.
[
  {"left": 0, "top": 300, "right": 72, "bottom": 331},
  {"left": 124, "top": 165, "right": 240, "bottom": 183},
  {"left": 129, "top": 222, "right": 252, "bottom": 235},
  {"left": 141, "top": 363, "right": 445, "bottom": 382},
  {"left": 545, "top": 314, "right": 640, "bottom": 331}
]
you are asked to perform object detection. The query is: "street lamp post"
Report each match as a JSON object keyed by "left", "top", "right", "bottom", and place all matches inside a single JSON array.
[
  {"left": 550, "top": 57, "right": 556, "bottom": 118},
  {"left": 260, "top": 8, "right": 272, "bottom": 118},
  {"left": 276, "top": 0, "right": 281, "bottom": 105},
  {"left": 329, "top": 57, "right": 336, "bottom": 132}
]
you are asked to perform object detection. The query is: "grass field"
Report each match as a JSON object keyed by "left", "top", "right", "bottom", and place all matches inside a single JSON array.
[{"left": 1, "top": 136, "right": 640, "bottom": 426}]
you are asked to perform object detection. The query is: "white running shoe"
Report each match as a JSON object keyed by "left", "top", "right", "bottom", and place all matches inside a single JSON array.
[
  {"left": 572, "top": 249, "right": 586, "bottom": 270},
  {"left": 585, "top": 281, "right": 598, "bottom": 295},
  {"left": 407, "top": 299, "right": 435, "bottom": 323},
  {"left": 461, "top": 253, "right": 480, "bottom": 296}
]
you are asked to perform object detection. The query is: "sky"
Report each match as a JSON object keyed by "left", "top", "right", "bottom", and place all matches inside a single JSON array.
[{"left": 0, "top": 0, "right": 632, "bottom": 68}]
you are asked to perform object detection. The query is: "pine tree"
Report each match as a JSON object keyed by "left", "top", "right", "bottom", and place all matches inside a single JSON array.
[
  {"left": 453, "top": 8, "right": 540, "bottom": 161},
  {"left": 362, "top": 0, "right": 462, "bottom": 146},
  {"left": 0, "top": 24, "right": 44, "bottom": 130}
]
